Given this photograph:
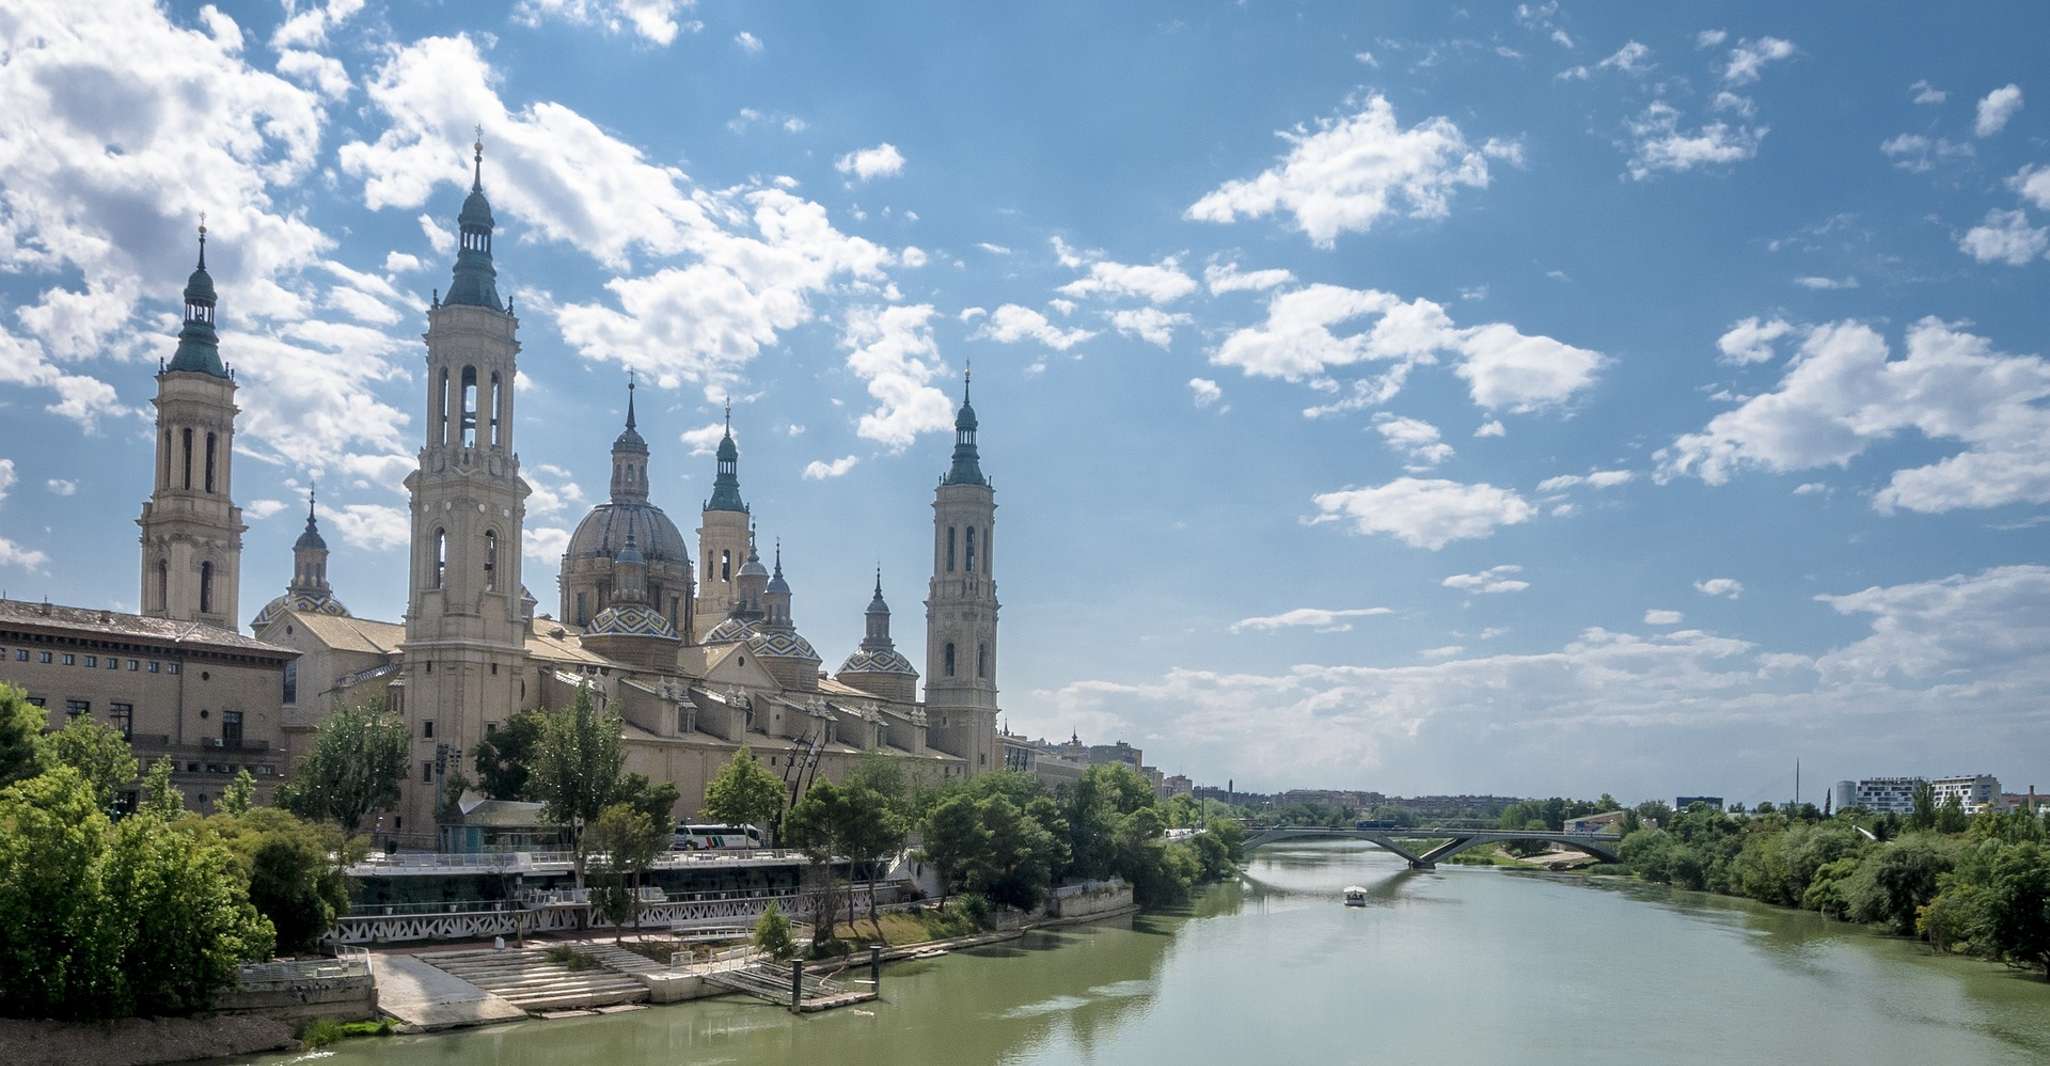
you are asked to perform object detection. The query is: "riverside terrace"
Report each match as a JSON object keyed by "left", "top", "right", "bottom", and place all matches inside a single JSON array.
[{"left": 337, "top": 847, "right": 903, "bottom": 946}]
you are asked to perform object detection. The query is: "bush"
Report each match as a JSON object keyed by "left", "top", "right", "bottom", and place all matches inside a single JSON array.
[
  {"left": 542, "top": 944, "right": 599, "bottom": 971},
  {"left": 957, "top": 892, "right": 993, "bottom": 931},
  {"left": 753, "top": 901, "right": 795, "bottom": 961},
  {"left": 298, "top": 1017, "right": 394, "bottom": 1048}
]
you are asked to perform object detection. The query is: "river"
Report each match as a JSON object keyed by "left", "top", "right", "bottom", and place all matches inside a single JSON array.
[{"left": 248, "top": 841, "right": 2050, "bottom": 1065}]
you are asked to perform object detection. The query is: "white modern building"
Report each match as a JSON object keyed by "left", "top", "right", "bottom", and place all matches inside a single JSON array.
[{"left": 1831, "top": 774, "right": 2003, "bottom": 815}]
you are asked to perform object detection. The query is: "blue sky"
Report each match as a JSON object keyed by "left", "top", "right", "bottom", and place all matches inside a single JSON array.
[{"left": 2, "top": 1, "right": 2047, "bottom": 802}]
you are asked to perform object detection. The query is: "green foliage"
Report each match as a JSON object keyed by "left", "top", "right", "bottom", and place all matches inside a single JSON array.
[
  {"left": 531, "top": 685, "right": 625, "bottom": 888},
  {"left": 752, "top": 900, "right": 795, "bottom": 960},
  {"left": 785, "top": 780, "right": 908, "bottom": 938},
  {"left": 614, "top": 772, "right": 681, "bottom": 829},
  {"left": 589, "top": 802, "right": 666, "bottom": 937},
  {"left": 140, "top": 755, "right": 183, "bottom": 818},
  {"left": 1935, "top": 794, "right": 1970, "bottom": 835},
  {"left": 297, "top": 1017, "right": 394, "bottom": 1048},
  {"left": 1909, "top": 782, "right": 1938, "bottom": 832},
  {"left": 38, "top": 713, "right": 139, "bottom": 810},
  {"left": 542, "top": 943, "right": 599, "bottom": 971},
  {"left": 219, "top": 768, "right": 256, "bottom": 816},
  {"left": 1984, "top": 842, "right": 2050, "bottom": 976},
  {"left": 194, "top": 808, "right": 355, "bottom": 955},
  {"left": 0, "top": 767, "right": 273, "bottom": 1020},
  {"left": 472, "top": 709, "right": 545, "bottom": 800},
  {"left": 702, "top": 747, "right": 786, "bottom": 839},
  {"left": 0, "top": 684, "right": 45, "bottom": 791},
  {"left": 956, "top": 891, "right": 992, "bottom": 931},
  {"left": 278, "top": 699, "right": 407, "bottom": 834}
]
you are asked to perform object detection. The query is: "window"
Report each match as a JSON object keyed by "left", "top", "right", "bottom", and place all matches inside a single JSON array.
[
  {"left": 181, "top": 427, "right": 193, "bottom": 489},
  {"left": 109, "top": 703, "right": 132, "bottom": 740},
  {"left": 946, "top": 527, "right": 956, "bottom": 572},
  {"left": 281, "top": 660, "right": 297, "bottom": 704},
  {"left": 37, "top": 651, "right": 51, "bottom": 664},
  {"left": 204, "top": 431, "right": 217, "bottom": 494},
  {"left": 423, "top": 720, "right": 435, "bottom": 739},
  {"left": 62, "top": 654, "right": 75, "bottom": 666},
  {"left": 199, "top": 561, "right": 214, "bottom": 614},
  {"left": 156, "top": 560, "right": 168, "bottom": 613},
  {"left": 422, "top": 761, "right": 433, "bottom": 783},
  {"left": 436, "top": 367, "right": 451, "bottom": 446},
  {"left": 721, "top": 550, "right": 732, "bottom": 582},
  {"left": 983, "top": 526, "right": 992, "bottom": 574},
  {"left": 65, "top": 699, "right": 89, "bottom": 719},
  {"left": 107, "top": 657, "right": 119, "bottom": 670},
  {"left": 483, "top": 530, "right": 498, "bottom": 591},
  {"left": 944, "top": 642, "right": 956, "bottom": 677},
  {"left": 965, "top": 526, "right": 976, "bottom": 574},
  {"left": 167, "top": 663, "right": 180, "bottom": 675},
  {"left": 221, "top": 710, "right": 243, "bottom": 745},
  {"left": 576, "top": 591, "right": 588, "bottom": 626},
  {"left": 83, "top": 655, "right": 96, "bottom": 668},
  {"left": 460, "top": 366, "right": 479, "bottom": 447},
  {"left": 26, "top": 697, "right": 44, "bottom": 708},
  {"left": 978, "top": 643, "right": 988, "bottom": 679},
  {"left": 433, "top": 529, "right": 446, "bottom": 588},
  {"left": 12, "top": 649, "right": 24, "bottom": 661},
  {"left": 129, "top": 659, "right": 139, "bottom": 671},
  {"left": 148, "top": 661, "right": 161, "bottom": 673},
  {"left": 489, "top": 371, "right": 503, "bottom": 447}
]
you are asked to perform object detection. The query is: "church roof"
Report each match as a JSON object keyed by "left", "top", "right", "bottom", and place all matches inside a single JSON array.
[
  {"left": 0, "top": 598, "right": 292, "bottom": 657},
  {"left": 282, "top": 610, "right": 404, "bottom": 654},
  {"left": 747, "top": 626, "right": 820, "bottom": 663},
  {"left": 701, "top": 615, "right": 757, "bottom": 645},
  {"left": 839, "top": 646, "right": 918, "bottom": 677},
  {"left": 565, "top": 500, "right": 689, "bottom": 565},
  {"left": 585, "top": 601, "right": 678, "bottom": 641},
  {"left": 167, "top": 222, "right": 228, "bottom": 378},
  {"left": 250, "top": 589, "right": 349, "bottom": 633},
  {"left": 443, "top": 134, "right": 501, "bottom": 310}
]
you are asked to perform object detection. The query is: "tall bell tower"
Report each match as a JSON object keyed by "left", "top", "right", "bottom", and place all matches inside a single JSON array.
[
  {"left": 925, "top": 368, "right": 1000, "bottom": 774},
  {"left": 693, "top": 402, "right": 750, "bottom": 638},
  {"left": 399, "top": 134, "right": 531, "bottom": 834},
  {"left": 138, "top": 219, "right": 244, "bottom": 631}
]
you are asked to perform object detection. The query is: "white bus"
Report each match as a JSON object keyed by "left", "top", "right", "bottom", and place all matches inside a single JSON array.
[{"left": 673, "top": 823, "right": 763, "bottom": 851}]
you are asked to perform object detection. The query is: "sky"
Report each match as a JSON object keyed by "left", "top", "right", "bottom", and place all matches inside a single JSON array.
[{"left": 1, "top": 1, "right": 2047, "bottom": 805}]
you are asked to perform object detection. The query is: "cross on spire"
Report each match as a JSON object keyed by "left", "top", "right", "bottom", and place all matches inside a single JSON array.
[
  {"left": 197, "top": 212, "right": 208, "bottom": 270},
  {"left": 472, "top": 124, "right": 484, "bottom": 191},
  {"left": 625, "top": 370, "right": 637, "bottom": 430},
  {"left": 963, "top": 358, "right": 972, "bottom": 402}
]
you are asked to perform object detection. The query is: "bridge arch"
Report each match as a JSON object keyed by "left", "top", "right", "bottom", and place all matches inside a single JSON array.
[{"left": 1238, "top": 826, "right": 1620, "bottom": 870}]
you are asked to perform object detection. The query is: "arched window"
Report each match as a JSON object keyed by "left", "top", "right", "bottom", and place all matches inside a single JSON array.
[
  {"left": 199, "top": 561, "right": 214, "bottom": 614},
  {"left": 432, "top": 529, "right": 446, "bottom": 589},
  {"left": 946, "top": 527, "right": 956, "bottom": 572},
  {"left": 576, "top": 591, "right": 588, "bottom": 626},
  {"left": 460, "top": 366, "right": 479, "bottom": 448},
  {"left": 204, "top": 431, "right": 218, "bottom": 494},
  {"left": 155, "top": 559, "right": 168, "bottom": 612},
  {"left": 965, "top": 526, "right": 976, "bottom": 574},
  {"left": 489, "top": 371, "right": 503, "bottom": 447},
  {"left": 944, "top": 642, "right": 956, "bottom": 677},
  {"left": 162, "top": 432, "right": 172, "bottom": 488},
  {"left": 436, "top": 368, "right": 451, "bottom": 445},
  {"left": 483, "top": 530, "right": 498, "bottom": 591},
  {"left": 181, "top": 428, "right": 194, "bottom": 490},
  {"left": 720, "top": 549, "right": 731, "bottom": 582},
  {"left": 978, "top": 642, "right": 988, "bottom": 679}
]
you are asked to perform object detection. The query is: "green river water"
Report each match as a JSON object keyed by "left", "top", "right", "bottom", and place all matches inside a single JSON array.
[{"left": 247, "top": 841, "right": 2050, "bottom": 1065}]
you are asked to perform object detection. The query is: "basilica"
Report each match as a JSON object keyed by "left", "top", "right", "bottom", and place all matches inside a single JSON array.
[{"left": 71, "top": 140, "right": 1005, "bottom": 838}]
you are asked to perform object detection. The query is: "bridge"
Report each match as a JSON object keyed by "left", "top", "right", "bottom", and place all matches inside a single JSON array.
[{"left": 1238, "top": 825, "right": 1621, "bottom": 869}]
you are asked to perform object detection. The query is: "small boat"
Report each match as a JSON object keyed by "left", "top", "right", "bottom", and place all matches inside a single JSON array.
[{"left": 1343, "top": 885, "right": 1368, "bottom": 907}]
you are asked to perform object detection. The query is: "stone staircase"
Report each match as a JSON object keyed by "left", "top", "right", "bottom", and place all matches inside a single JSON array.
[{"left": 415, "top": 947, "right": 650, "bottom": 1014}]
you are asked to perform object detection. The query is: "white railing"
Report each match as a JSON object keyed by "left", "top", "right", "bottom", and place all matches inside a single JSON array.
[
  {"left": 238, "top": 956, "right": 371, "bottom": 989},
  {"left": 1055, "top": 878, "right": 1127, "bottom": 898},
  {"left": 348, "top": 847, "right": 816, "bottom": 875}
]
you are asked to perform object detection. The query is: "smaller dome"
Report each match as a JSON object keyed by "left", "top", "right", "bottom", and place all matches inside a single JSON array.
[
  {"left": 251, "top": 589, "right": 350, "bottom": 632},
  {"left": 294, "top": 525, "right": 327, "bottom": 551},
  {"left": 738, "top": 549, "right": 769, "bottom": 580},
  {"left": 586, "top": 602, "right": 676, "bottom": 640},
  {"left": 703, "top": 615, "right": 757, "bottom": 645},
  {"left": 459, "top": 187, "right": 495, "bottom": 230},
  {"left": 839, "top": 647, "right": 917, "bottom": 677},
  {"left": 615, "top": 535, "right": 645, "bottom": 568},
  {"left": 955, "top": 399, "right": 977, "bottom": 432},
  {"left": 716, "top": 430, "right": 738, "bottom": 462},
  {"left": 748, "top": 627, "right": 820, "bottom": 663},
  {"left": 184, "top": 265, "right": 216, "bottom": 304}
]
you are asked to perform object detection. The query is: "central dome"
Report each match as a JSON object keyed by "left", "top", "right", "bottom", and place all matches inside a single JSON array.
[{"left": 565, "top": 500, "right": 689, "bottom": 564}]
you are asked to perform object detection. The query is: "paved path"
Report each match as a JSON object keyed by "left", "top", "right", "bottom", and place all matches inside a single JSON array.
[{"left": 372, "top": 953, "right": 528, "bottom": 1030}]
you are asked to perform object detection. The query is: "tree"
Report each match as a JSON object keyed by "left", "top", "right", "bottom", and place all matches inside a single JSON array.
[
  {"left": 38, "top": 714, "right": 137, "bottom": 810},
  {"left": 1985, "top": 842, "right": 2050, "bottom": 976},
  {"left": 614, "top": 772, "right": 681, "bottom": 830},
  {"left": 919, "top": 792, "right": 989, "bottom": 910},
  {"left": 531, "top": 685, "right": 624, "bottom": 890},
  {"left": 140, "top": 755, "right": 184, "bottom": 818},
  {"left": 219, "top": 768, "right": 256, "bottom": 816},
  {"left": 1862, "top": 836, "right": 1954, "bottom": 934},
  {"left": 835, "top": 785, "right": 907, "bottom": 938},
  {"left": 589, "top": 802, "right": 666, "bottom": 940},
  {"left": 1935, "top": 793, "right": 1970, "bottom": 835},
  {"left": 199, "top": 808, "right": 355, "bottom": 955},
  {"left": 105, "top": 809, "right": 274, "bottom": 1015},
  {"left": 752, "top": 900, "right": 794, "bottom": 961},
  {"left": 0, "top": 685, "right": 47, "bottom": 790},
  {"left": 472, "top": 709, "right": 544, "bottom": 800},
  {"left": 1909, "top": 782, "right": 1938, "bottom": 831},
  {"left": 0, "top": 767, "right": 122, "bottom": 1017},
  {"left": 702, "top": 747, "right": 785, "bottom": 841},
  {"left": 783, "top": 780, "right": 849, "bottom": 944},
  {"left": 278, "top": 699, "right": 407, "bottom": 834}
]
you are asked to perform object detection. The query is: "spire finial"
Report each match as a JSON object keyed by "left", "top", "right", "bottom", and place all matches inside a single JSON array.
[
  {"left": 472, "top": 124, "right": 484, "bottom": 192},
  {"left": 307, "top": 481, "right": 317, "bottom": 524},
  {"left": 773, "top": 537, "right": 782, "bottom": 573},
  {"left": 625, "top": 370, "right": 637, "bottom": 430},
  {"left": 723, "top": 396, "right": 732, "bottom": 435},
  {"left": 963, "top": 358, "right": 972, "bottom": 403},
  {"left": 875, "top": 563, "right": 883, "bottom": 596},
  {"left": 196, "top": 212, "right": 208, "bottom": 270}
]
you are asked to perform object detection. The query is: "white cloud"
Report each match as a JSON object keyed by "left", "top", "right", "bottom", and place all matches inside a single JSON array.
[
  {"left": 1643, "top": 609, "right": 1684, "bottom": 625},
  {"left": 835, "top": 142, "right": 905, "bottom": 181},
  {"left": 1372, "top": 414, "right": 1453, "bottom": 467},
  {"left": 1723, "top": 36, "right": 1794, "bottom": 84},
  {"left": 1354, "top": 51, "right": 1377, "bottom": 67},
  {"left": 1597, "top": 41, "right": 1653, "bottom": 74},
  {"left": 1910, "top": 80, "right": 1947, "bottom": 105},
  {"left": 318, "top": 502, "right": 409, "bottom": 551},
  {"left": 1535, "top": 469, "right": 1633, "bottom": 492},
  {"left": 1696, "top": 29, "right": 1728, "bottom": 48},
  {"left": 1188, "top": 378, "right": 1223, "bottom": 409},
  {"left": 1794, "top": 275, "right": 1858, "bottom": 290},
  {"left": 0, "top": 460, "right": 13, "bottom": 503},
  {"left": 1230, "top": 606, "right": 1392, "bottom": 634},
  {"left": 1695, "top": 578, "right": 1744, "bottom": 599},
  {"left": 900, "top": 246, "right": 928, "bottom": 268},
  {"left": 525, "top": 526, "right": 571, "bottom": 562},
  {"left": 1056, "top": 251, "right": 1197, "bottom": 304},
  {"left": 1658, "top": 318, "right": 2050, "bottom": 514},
  {"left": 1311, "top": 477, "right": 1535, "bottom": 550},
  {"left": 1975, "top": 84, "right": 2024, "bottom": 138},
  {"left": 1717, "top": 315, "right": 1793, "bottom": 364},
  {"left": 1792, "top": 482, "right": 1829, "bottom": 496},
  {"left": 1212, "top": 284, "right": 1604, "bottom": 413},
  {"left": 271, "top": 0, "right": 365, "bottom": 50},
  {"left": 1108, "top": 307, "right": 1192, "bottom": 348},
  {"left": 384, "top": 251, "right": 422, "bottom": 274},
  {"left": 1959, "top": 209, "right": 2048, "bottom": 266},
  {"left": 513, "top": 0, "right": 702, "bottom": 46},
  {"left": 733, "top": 30, "right": 763, "bottom": 55},
  {"left": 1624, "top": 101, "right": 1764, "bottom": 179},
  {"left": 1474, "top": 419, "right": 1506, "bottom": 438},
  {"left": 418, "top": 213, "right": 456, "bottom": 256},
  {"left": 275, "top": 49, "right": 350, "bottom": 100},
  {"left": 524, "top": 463, "right": 586, "bottom": 517},
  {"left": 1186, "top": 94, "right": 1505, "bottom": 247},
  {"left": 680, "top": 421, "right": 730, "bottom": 456},
  {"left": 1880, "top": 133, "right": 1973, "bottom": 173},
  {"left": 1204, "top": 261, "right": 1295, "bottom": 295},
  {"left": 44, "top": 478, "right": 76, "bottom": 497},
  {"left": 0, "top": 537, "right": 48, "bottom": 573},
  {"left": 2014, "top": 165, "right": 2050, "bottom": 211},
  {"left": 840, "top": 304, "right": 954, "bottom": 450},
  {"left": 1442, "top": 564, "right": 1529, "bottom": 594},
  {"left": 975, "top": 304, "right": 1096, "bottom": 351},
  {"left": 242, "top": 499, "right": 286, "bottom": 521},
  {"left": 975, "top": 242, "right": 1013, "bottom": 255},
  {"left": 802, "top": 455, "right": 859, "bottom": 480}
]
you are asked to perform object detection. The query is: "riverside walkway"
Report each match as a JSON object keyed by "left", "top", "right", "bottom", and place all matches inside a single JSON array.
[{"left": 1239, "top": 824, "right": 1622, "bottom": 869}]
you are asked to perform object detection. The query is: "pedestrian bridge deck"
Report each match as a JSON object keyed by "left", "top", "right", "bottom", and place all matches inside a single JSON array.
[{"left": 1240, "top": 825, "right": 1622, "bottom": 869}]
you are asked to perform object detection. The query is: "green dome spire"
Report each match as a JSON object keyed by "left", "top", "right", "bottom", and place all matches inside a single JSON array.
[
  {"left": 444, "top": 128, "right": 502, "bottom": 311},
  {"left": 166, "top": 216, "right": 228, "bottom": 377},
  {"left": 706, "top": 398, "right": 748, "bottom": 512},
  {"left": 943, "top": 362, "right": 985, "bottom": 486}
]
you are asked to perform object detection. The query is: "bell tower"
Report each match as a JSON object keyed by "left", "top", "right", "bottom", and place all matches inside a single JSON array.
[
  {"left": 693, "top": 402, "right": 750, "bottom": 637},
  {"left": 399, "top": 133, "right": 531, "bottom": 833},
  {"left": 138, "top": 219, "right": 244, "bottom": 630},
  {"left": 924, "top": 367, "right": 1000, "bottom": 773}
]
